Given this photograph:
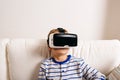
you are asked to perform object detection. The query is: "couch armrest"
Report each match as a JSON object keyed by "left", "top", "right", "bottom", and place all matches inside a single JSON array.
[
  {"left": 107, "top": 64, "right": 120, "bottom": 80},
  {"left": 0, "top": 39, "right": 9, "bottom": 80}
]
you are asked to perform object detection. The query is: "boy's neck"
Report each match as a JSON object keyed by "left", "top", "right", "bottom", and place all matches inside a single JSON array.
[{"left": 53, "top": 55, "right": 68, "bottom": 62}]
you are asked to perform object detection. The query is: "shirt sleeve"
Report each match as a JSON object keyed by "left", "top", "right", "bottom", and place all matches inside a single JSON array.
[
  {"left": 80, "top": 60, "right": 106, "bottom": 80},
  {"left": 38, "top": 63, "right": 46, "bottom": 80}
]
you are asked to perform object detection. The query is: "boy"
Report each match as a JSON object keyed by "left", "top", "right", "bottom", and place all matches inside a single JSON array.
[{"left": 38, "top": 28, "right": 106, "bottom": 80}]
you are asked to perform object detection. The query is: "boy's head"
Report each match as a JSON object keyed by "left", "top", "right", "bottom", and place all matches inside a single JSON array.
[
  {"left": 47, "top": 28, "right": 68, "bottom": 47},
  {"left": 47, "top": 28, "right": 69, "bottom": 56}
]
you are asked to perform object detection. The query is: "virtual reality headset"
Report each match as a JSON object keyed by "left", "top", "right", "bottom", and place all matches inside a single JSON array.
[{"left": 48, "top": 33, "right": 78, "bottom": 48}]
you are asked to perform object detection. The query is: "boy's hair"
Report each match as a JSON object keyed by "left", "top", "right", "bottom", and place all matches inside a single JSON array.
[{"left": 47, "top": 28, "right": 68, "bottom": 47}]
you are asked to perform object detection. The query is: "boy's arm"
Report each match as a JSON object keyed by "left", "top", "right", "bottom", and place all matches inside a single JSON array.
[
  {"left": 38, "top": 64, "right": 46, "bottom": 80},
  {"left": 80, "top": 60, "right": 106, "bottom": 80}
]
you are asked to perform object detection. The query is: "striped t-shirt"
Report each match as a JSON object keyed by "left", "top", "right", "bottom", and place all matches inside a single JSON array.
[{"left": 38, "top": 55, "right": 106, "bottom": 80}]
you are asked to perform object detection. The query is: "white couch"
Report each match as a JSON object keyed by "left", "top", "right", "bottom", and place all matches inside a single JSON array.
[{"left": 0, "top": 39, "right": 120, "bottom": 80}]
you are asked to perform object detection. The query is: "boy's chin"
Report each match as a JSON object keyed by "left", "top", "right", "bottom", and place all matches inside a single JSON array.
[{"left": 55, "top": 53, "right": 67, "bottom": 56}]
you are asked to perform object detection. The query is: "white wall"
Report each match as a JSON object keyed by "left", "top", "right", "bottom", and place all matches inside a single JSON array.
[
  {"left": 0, "top": 0, "right": 113, "bottom": 40},
  {"left": 103, "top": 0, "right": 120, "bottom": 40}
]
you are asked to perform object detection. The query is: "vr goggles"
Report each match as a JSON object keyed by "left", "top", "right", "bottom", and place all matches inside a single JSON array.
[{"left": 48, "top": 33, "right": 78, "bottom": 48}]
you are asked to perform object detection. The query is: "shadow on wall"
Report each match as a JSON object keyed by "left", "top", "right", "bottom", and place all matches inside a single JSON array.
[{"left": 103, "top": 0, "right": 120, "bottom": 40}]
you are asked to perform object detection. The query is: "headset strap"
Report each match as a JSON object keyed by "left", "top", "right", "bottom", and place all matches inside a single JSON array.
[{"left": 57, "top": 28, "right": 65, "bottom": 33}]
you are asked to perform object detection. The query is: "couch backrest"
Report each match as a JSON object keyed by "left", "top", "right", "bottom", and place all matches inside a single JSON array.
[
  {"left": 7, "top": 39, "right": 50, "bottom": 80},
  {"left": 1, "top": 39, "right": 120, "bottom": 80}
]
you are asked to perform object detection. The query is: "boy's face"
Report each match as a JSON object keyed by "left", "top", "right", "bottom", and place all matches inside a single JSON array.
[
  {"left": 48, "top": 31, "right": 69, "bottom": 56},
  {"left": 49, "top": 48, "right": 69, "bottom": 56}
]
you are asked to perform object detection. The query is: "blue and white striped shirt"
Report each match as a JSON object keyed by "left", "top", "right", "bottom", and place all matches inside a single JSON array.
[{"left": 38, "top": 55, "right": 106, "bottom": 80}]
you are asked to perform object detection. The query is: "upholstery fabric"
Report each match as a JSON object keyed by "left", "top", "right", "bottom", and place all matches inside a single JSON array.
[{"left": 0, "top": 39, "right": 9, "bottom": 80}]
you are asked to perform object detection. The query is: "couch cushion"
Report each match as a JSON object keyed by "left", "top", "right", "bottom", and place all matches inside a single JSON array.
[
  {"left": 0, "top": 39, "right": 9, "bottom": 80},
  {"left": 71, "top": 40, "right": 120, "bottom": 76},
  {"left": 7, "top": 39, "right": 50, "bottom": 80}
]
